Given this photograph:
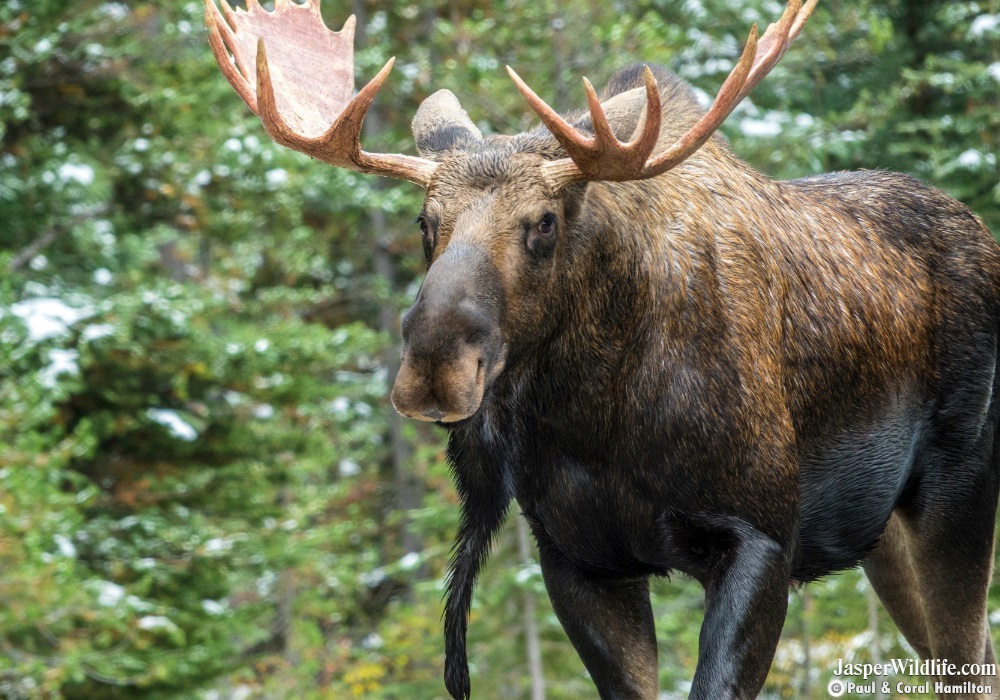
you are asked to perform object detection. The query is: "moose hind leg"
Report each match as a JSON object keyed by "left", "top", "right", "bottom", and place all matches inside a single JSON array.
[
  {"left": 862, "top": 512, "right": 932, "bottom": 659},
  {"left": 905, "top": 451, "right": 999, "bottom": 699},
  {"left": 537, "top": 544, "right": 659, "bottom": 700}
]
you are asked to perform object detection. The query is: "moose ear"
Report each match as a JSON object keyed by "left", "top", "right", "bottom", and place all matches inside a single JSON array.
[{"left": 412, "top": 90, "right": 483, "bottom": 159}]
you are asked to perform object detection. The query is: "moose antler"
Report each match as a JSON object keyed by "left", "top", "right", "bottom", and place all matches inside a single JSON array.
[
  {"left": 205, "top": 0, "right": 438, "bottom": 186},
  {"left": 509, "top": 0, "right": 817, "bottom": 191}
]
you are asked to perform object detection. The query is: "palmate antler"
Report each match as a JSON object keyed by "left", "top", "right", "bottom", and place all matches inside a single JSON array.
[
  {"left": 508, "top": 0, "right": 818, "bottom": 190},
  {"left": 204, "top": 0, "right": 438, "bottom": 185}
]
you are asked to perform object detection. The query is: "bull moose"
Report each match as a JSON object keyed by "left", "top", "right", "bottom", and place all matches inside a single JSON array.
[{"left": 205, "top": 0, "right": 1000, "bottom": 697}]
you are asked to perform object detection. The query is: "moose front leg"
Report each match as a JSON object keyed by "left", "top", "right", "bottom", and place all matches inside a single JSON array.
[
  {"left": 537, "top": 544, "right": 659, "bottom": 699},
  {"left": 690, "top": 524, "right": 791, "bottom": 700},
  {"left": 442, "top": 431, "right": 513, "bottom": 700}
]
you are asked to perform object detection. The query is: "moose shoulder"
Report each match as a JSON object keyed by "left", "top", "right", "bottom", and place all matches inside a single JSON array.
[{"left": 206, "top": 1, "right": 1000, "bottom": 698}]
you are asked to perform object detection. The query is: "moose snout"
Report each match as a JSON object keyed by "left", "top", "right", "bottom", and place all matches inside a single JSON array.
[
  {"left": 392, "top": 345, "right": 488, "bottom": 423},
  {"left": 391, "top": 245, "right": 505, "bottom": 423}
]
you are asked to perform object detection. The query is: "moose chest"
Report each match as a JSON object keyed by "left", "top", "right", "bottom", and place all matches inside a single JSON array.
[{"left": 500, "top": 422, "right": 716, "bottom": 581}]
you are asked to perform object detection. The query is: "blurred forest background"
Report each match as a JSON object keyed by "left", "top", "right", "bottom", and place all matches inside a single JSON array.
[{"left": 0, "top": 0, "right": 998, "bottom": 698}]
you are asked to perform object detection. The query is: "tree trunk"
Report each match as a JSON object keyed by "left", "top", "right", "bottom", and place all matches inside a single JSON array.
[
  {"left": 353, "top": 0, "right": 425, "bottom": 569},
  {"left": 868, "top": 579, "right": 885, "bottom": 700},
  {"left": 800, "top": 588, "right": 812, "bottom": 699},
  {"left": 516, "top": 513, "right": 546, "bottom": 700}
]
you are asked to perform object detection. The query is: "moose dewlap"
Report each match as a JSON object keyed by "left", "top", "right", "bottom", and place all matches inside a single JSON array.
[{"left": 206, "top": 1, "right": 1000, "bottom": 698}]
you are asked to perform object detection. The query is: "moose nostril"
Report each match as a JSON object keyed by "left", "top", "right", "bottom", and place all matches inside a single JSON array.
[{"left": 423, "top": 408, "right": 446, "bottom": 421}]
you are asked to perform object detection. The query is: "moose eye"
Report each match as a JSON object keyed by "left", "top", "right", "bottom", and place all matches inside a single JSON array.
[
  {"left": 417, "top": 215, "right": 434, "bottom": 263},
  {"left": 526, "top": 213, "right": 558, "bottom": 258}
]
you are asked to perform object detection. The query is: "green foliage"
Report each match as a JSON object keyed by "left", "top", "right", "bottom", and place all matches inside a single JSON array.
[{"left": 1, "top": 0, "right": 998, "bottom": 698}]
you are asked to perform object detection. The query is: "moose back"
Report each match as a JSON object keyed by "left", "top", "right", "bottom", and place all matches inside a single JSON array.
[{"left": 206, "top": 1, "right": 1000, "bottom": 697}]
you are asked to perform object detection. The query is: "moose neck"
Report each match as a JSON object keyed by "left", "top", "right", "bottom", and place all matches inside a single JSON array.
[{"left": 535, "top": 150, "right": 779, "bottom": 430}]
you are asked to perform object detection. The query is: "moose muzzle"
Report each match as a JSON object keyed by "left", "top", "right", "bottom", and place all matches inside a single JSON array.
[{"left": 392, "top": 243, "right": 506, "bottom": 423}]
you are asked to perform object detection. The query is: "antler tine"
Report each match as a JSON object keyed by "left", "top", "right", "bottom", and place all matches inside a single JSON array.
[
  {"left": 205, "top": 0, "right": 257, "bottom": 113},
  {"left": 509, "top": 64, "right": 662, "bottom": 184},
  {"left": 217, "top": 0, "right": 239, "bottom": 29},
  {"left": 535, "top": 0, "right": 813, "bottom": 191},
  {"left": 639, "top": 22, "right": 759, "bottom": 178},
  {"left": 584, "top": 70, "right": 662, "bottom": 161},
  {"left": 506, "top": 67, "right": 591, "bottom": 156},
  {"left": 790, "top": 0, "right": 818, "bottom": 39},
  {"left": 204, "top": 0, "right": 438, "bottom": 187},
  {"left": 738, "top": 0, "right": 812, "bottom": 102}
]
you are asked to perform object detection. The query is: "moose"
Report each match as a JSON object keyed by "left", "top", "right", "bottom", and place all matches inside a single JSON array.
[{"left": 205, "top": 1, "right": 1000, "bottom": 697}]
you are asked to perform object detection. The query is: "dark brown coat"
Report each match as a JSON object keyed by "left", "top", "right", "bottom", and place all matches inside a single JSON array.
[{"left": 394, "top": 66, "right": 1000, "bottom": 699}]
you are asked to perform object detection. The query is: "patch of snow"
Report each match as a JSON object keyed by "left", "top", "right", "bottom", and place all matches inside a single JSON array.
[
  {"left": 970, "top": 14, "right": 999, "bottom": 38},
  {"left": 361, "top": 633, "right": 384, "bottom": 649},
  {"left": 81, "top": 323, "right": 114, "bottom": 341},
  {"left": 739, "top": 116, "right": 783, "bottom": 137},
  {"left": 957, "top": 149, "right": 983, "bottom": 169},
  {"left": 137, "top": 615, "right": 176, "bottom": 631},
  {"left": 690, "top": 86, "right": 711, "bottom": 109},
  {"left": 204, "top": 537, "right": 232, "bottom": 553},
  {"left": 358, "top": 567, "right": 386, "bottom": 588},
  {"left": 99, "top": 3, "right": 129, "bottom": 21},
  {"left": 839, "top": 129, "right": 866, "bottom": 143},
  {"left": 147, "top": 408, "right": 198, "bottom": 441},
  {"left": 338, "top": 459, "right": 360, "bottom": 477},
  {"left": 202, "top": 599, "right": 225, "bottom": 615},
  {"left": 11, "top": 298, "right": 94, "bottom": 341},
  {"left": 41, "top": 349, "right": 80, "bottom": 387},
  {"left": 988, "top": 63, "right": 1000, "bottom": 83},
  {"left": 93, "top": 268, "right": 113, "bottom": 285},
  {"left": 57, "top": 163, "right": 95, "bottom": 186},
  {"left": 54, "top": 534, "right": 77, "bottom": 558},
  {"left": 330, "top": 396, "right": 351, "bottom": 418},
  {"left": 264, "top": 168, "right": 287, "bottom": 187},
  {"left": 95, "top": 581, "right": 125, "bottom": 606}
]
